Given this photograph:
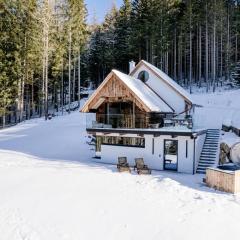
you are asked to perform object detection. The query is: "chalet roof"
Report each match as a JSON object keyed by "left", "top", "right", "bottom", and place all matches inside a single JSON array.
[
  {"left": 112, "top": 70, "right": 173, "bottom": 113},
  {"left": 81, "top": 70, "right": 173, "bottom": 113},
  {"left": 130, "top": 60, "right": 197, "bottom": 105}
]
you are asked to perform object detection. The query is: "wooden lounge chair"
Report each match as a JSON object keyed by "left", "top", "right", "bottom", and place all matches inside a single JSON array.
[
  {"left": 117, "top": 157, "right": 131, "bottom": 173},
  {"left": 134, "top": 158, "right": 151, "bottom": 174}
]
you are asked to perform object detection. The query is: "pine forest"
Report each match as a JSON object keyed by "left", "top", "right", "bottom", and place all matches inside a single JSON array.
[{"left": 0, "top": 0, "right": 240, "bottom": 127}]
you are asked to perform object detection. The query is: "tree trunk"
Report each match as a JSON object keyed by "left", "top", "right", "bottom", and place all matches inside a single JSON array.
[
  {"left": 68, "top": 28, "right": 72, "bottom": 112},
  {"left": 205, "top": 1, "right": 209, "bottom": 92},
  {"left": 189, "top": 1, "right": 192, "bottom": 93},
  {"left": 213, "top": 0, "right": 216, "bottom": 92},
  {"left": 174, "top": 27, "right": 177, "bottom": 80},
  {"left": 44, "top": 22, "right": 49, "bottom": 121},
  {"left": 61, "top": 58, "right": 64, "bottom": 115},
  {"left": 73, "top": 59, "right": 76, "bottom": 102},
  {"left": 199, "top": 25, "right": 202, "bottom": 87},
  {"left": 78, "top": 53, "right": 81, "bottom": 107}
]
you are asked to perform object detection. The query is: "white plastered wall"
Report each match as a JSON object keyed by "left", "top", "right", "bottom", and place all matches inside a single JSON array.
[
  {"left": 97, "top": 133, "right": 204, "bottom": 174},
  {"left": 132, "top": 65, "right": 187, "bottom": 113}
]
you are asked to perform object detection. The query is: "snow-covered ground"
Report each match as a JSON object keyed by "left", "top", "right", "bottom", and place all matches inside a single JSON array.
[
  {"left": 0, "top": 94, "right": 240, "bottom": 240},
  {"left": 193, "top": 89, "right": 240, "bottom": 129}
]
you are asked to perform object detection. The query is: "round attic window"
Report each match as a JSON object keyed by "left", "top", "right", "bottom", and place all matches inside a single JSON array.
[{"left": 138, "top": 70, "right": 149, "bottom": 82}]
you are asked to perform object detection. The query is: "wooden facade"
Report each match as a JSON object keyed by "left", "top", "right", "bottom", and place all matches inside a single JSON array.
[
  {"left": 82, "top": 71, "right": 167, "bottom": 128},
  {"left": 82, "top": 72, "right": 152, "bottom": 113}
]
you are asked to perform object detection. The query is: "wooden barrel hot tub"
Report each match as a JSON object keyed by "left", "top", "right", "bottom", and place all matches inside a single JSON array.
[{"left": 206, "top": 166, "right": 240, "bottom": 194}]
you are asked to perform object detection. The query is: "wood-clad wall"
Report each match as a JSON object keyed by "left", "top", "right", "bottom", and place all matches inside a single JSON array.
[{"left": 87, "top": 75, "right": 150, "bottom": 113}]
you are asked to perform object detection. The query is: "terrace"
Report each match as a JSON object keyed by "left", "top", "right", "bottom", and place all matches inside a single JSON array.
[{"left": 86, "top": 112, "right": 194, "bottom": 130}]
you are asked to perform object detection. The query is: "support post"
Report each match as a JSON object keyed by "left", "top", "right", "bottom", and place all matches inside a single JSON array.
[{"left": 132, "top": 102, "right": 135, "bottom": 128}]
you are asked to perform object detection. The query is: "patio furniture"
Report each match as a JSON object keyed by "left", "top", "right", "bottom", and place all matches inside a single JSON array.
[
  {"left": 134, "top": 158, "right": 151, "bottom": 174},
  {"left": 117, "top": 157, "right": 131, "bottom": 173}
]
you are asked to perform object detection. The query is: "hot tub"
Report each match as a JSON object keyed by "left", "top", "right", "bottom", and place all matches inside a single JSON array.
[
  {"left": 217, "top": 164, "right": 240, "bottom": 171},
  {"left": 206, "top": 166, "right": 240, "bottom": 194}
]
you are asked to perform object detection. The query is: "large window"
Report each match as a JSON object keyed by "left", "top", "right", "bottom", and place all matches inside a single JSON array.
[{"left": 96, "top": 136, "right": 145, "bottom": 152}]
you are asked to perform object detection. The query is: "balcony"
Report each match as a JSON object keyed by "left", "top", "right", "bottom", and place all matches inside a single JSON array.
[{"left": 86, "top": 113, "right": 193, "bottom": 130}]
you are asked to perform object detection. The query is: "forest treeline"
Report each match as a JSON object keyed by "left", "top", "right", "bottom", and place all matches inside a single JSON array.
[
  {"left": 0, "top": 0, "right": 87, "bottom": 126},
  {"left": 0, "top": 0, "right": 240, "bottom": 127},
  {"left": 86, "top": 0, "right": 240, "bottom": 91}
]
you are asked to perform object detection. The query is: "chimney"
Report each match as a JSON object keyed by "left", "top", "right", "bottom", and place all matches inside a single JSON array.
[{"left": 129, "top": 60, "right": 136, "bottom": 73}]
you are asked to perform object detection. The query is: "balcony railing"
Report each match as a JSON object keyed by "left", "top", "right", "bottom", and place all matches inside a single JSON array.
[{"left": 86, "top": 113, "right": 193, "bottom": 129}]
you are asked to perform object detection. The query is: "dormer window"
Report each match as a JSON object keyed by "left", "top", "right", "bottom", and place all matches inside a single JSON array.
[{"left": 138, "top": 70, "right": 149, "bottom": 83}]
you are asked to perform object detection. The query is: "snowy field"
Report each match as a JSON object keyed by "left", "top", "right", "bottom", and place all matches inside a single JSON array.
[
  {"left": 0, "top": 94, "right": 240, "bottom": 240},
  {"left": 193, "top": 89, "right": 240, "bottom": 129}
]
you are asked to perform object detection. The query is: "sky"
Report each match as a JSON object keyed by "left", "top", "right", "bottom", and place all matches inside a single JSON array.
[{"left": 85, "top": 0, "right": 123, "bottom": 24}]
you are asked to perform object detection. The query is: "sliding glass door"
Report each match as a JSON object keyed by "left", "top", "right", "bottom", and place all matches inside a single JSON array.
[{"left": 164, "top": 140, "right": 178, "bottom": 171}]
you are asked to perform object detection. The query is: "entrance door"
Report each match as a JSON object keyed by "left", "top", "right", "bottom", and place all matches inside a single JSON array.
[{"left": 164, "top": 140, "right": 178, "bottom": 171}]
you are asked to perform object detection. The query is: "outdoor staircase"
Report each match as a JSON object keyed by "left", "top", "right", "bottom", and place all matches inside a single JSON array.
[{"left": 196, "top": 129, "right": 220, "bottom": 174}]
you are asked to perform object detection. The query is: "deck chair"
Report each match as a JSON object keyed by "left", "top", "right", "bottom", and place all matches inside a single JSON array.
[
  {"left": 117, "top": 157, "right": 131, "bottom": 173},
  {"left": 134, "top": 158, "right": 151, "bottom": 174}
]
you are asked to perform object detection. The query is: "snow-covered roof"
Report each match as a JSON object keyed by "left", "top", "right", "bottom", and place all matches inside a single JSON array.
[
  {"left": 131, "top": 60, "right": 197, "bottom": 105},
  {"left": 81, "top": 69, "right": 173, "bottom": 113},
  {"left": 112, "top": 70, "right": 173, "bottom": 113}
]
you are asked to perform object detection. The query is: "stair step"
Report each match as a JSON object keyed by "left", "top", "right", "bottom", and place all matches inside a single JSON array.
[
  {"left": 200, "top": 157, "right": 216, "bottom": 160},
  {"left": 203, "top": 149, "right": 218, "bottom": 151},
  {"left": 196, "top": 170, "right": 206, "bottom": 174},
  {"left": 205, "top": 138, "right": 219, "bottom": 140},
  {"left": 202, "top": 149, "right": 218, "bottom": 151},
  {"left": 200, "top": 154, "right": 216, "bottom": 159},
  {"left": 205, "top": 140, "right": 219, "bottom": 142},
  {"left": 202, "top": 153, "right": 217, "bottom": 155},
  {"left": 202, "top": 147, "right": 218, "bottom": 149},
  {"left": 198, "top": 164, "right": 214, "bottom": 168},
  {"left": 205, "top": 139, "right": 219, "bottom": 141},
  {"left": 202, "top": 150, "right": 217, "bottom": 152},
  {"left": 203, "top": 144, "right": 218, "bottom": 146},
  {"left": 200, "top": 156, "right": 216, "bottom": 159},
  {"left": 200, "top": 158, "right": 216, "bottom": 161},
  {"left": 206, "top": 137, "right": 220, "bottom": 139},
  {"left": 198, "top": 160, "right": 215, "bottom": 165},
  {"left": 202, "top": 146, "right": 218, "bottom": 148},
  {"left": 204, "top": 142, "right": 218, "bottom": 146},
  {"left": 201, "top": 152, "right": 217, "bottom": 155},
  {"left": 202, "top": 151, "right": 218, "bottom": 154},
  {"left": 201, "top": 151, "right": 217, "bottom": 154},
  {"left": 197, "top": 167, "right": 207, "bottom": 171},
  {"left": 198, "top": 161, "right": 216, "bottom": 165},
  {"left": 201, "top": 153, "right": 217, "bottom": 155}
]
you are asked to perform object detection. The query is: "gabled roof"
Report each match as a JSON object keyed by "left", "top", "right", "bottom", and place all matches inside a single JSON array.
[
  {"left": 113, "top": 70, "right": 173, "bottom": 112},
  {"left": 130, "top": 60, "right": 196, "bottom": 105},
  {"left": 81, "top": 70, "right": 173, "bottom": 113}
]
